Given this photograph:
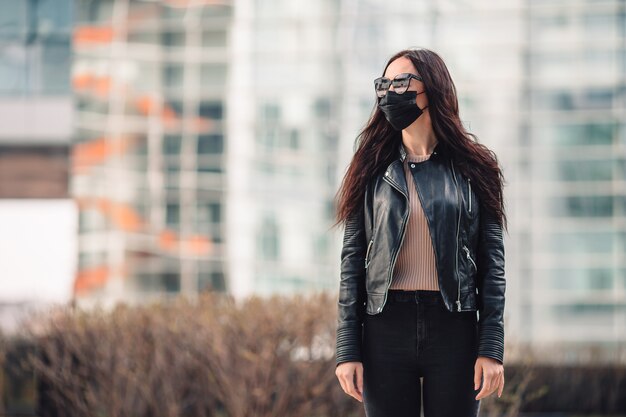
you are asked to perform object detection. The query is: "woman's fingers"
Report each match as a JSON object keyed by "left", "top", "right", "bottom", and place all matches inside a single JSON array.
[
  {"left": 355, "top": 363, "right": 364, "bottom": 401},
  {"left": 336, "top": 362, "right": 364, "bottom": 402},
  {"left": 475, "top": 357, "right": 505, "bottom": 400},
  {"left": 474, "top": 360, "right": 483, "bottom": 391},
  {"left": 475, "top": 366, "right": 497, "bottom": 399},
  {"left": 475, "top": 374, "right": 490, "bottom": 400}
]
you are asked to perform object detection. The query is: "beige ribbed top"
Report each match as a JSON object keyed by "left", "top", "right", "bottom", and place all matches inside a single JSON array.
[{"left": 389, "top": 152, "right": 440, "bottom": 291}]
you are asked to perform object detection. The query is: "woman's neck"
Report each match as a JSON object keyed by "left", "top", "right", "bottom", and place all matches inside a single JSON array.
[
  {"left": 402, "top": 137, "right": 439, "bottom": 156},
  {"left": 401, "top": 121, "right": 438, "bottom": 156}
]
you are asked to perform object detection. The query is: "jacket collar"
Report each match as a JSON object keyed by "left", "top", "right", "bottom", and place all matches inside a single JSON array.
[{"left": 384, "top": 140, "right": 447, "bottom": 196}]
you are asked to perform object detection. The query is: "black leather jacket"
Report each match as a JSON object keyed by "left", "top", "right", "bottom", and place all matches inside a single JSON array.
[{"left": 336, "top": 140, "right": 506, "bottom": 366}]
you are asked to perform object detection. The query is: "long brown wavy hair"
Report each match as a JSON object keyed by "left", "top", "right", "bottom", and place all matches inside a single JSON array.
[{"left": 333, "top": 47, "right": 508, "bottom": 233}]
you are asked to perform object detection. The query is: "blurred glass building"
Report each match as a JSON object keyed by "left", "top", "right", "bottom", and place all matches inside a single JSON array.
[
  {"left": 72, "top": 0, "right": 232, "bottom": 305},
  {"left": 0, "top": 0, "right": 72, "bottom": 195},
  {"left": 521, "top": 0, "right": 626, "bottom": 359},
  {"left": 0, "top": 0, "right": 75, "bottom": 333},
  {"left": 232, "top": 0, "right": 341, "bottom": 296}
]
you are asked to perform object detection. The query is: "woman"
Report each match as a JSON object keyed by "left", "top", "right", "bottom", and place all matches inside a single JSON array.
[{"left": 333, "top": 48, "right": 507, "bottom": 417}]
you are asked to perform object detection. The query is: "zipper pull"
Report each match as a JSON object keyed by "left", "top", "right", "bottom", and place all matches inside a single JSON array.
[
  {"left": 468, "top": 178, "right": 472, "bottom": 213},
  {"left": 456, "top": 300, "right": 461, "bottom": 312},
  {"left": 463, "top": 245, "right": 477, "bottom": 270},
  {"left": 364, "top": 239, "right": 373, "bottom": 269}
]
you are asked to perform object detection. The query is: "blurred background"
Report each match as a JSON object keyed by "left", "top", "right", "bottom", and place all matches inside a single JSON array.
[{"left": 0, "top": 0, "right": 625, "bottom": 413}]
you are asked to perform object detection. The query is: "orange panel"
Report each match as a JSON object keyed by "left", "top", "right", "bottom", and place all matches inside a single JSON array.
[{"left": 73, "top": 26, "right": 114, "bottom": 45}]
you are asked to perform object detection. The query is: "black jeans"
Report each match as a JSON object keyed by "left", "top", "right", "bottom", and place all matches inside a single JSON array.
[{"left": 362, "top": 289, "right": 481, "bottom": 417}]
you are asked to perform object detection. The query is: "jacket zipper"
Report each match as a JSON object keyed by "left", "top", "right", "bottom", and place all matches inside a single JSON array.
[
  {"left": 380, "top": 172, "right": 410, "bottom": 313},
  {"left": 450, "top": 160, "right": 462, "bottom": 311},
  {"left": 468, "top": 178, "right": 472, "bottom": 213},
  {"left": 364, "top": 238, "right": 374, "bottom": 269},
  {"left": 462, "top": 244, "right": 477, "bottom": 271}
]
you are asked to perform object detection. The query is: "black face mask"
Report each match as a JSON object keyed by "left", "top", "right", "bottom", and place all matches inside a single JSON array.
[{"left": 378, "top": 90, "right": 428, "bottom": 131}]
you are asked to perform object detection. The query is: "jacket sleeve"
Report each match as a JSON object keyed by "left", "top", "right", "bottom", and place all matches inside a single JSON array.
[
  {"left": 335, "top": 200, "right": 368, "bottom": 367},
  {"left": 476, "top": 206, "right": 506, "bottom": 365}
]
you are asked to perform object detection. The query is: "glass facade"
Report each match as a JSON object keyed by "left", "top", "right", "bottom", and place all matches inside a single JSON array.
[
  {"left": 223, "top": 0, "right": 341, "bottom": 296},
  {"left": 72, "top": 0, "right": 231, "bottom": 305},
  {"left": 521, "top": 0, "right": 626, "bottom": 347},
  {"left": 0, "top": 0, "right": 72, "bottom": 95}
]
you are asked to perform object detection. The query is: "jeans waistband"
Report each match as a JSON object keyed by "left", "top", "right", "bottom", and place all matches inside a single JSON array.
[{"left": 387, "top": 289, "right": 444, "bottom": 305}]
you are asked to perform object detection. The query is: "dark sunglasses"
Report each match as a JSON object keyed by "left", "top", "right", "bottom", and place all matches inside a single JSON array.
[{"left": 374, "top": 73, "right": 423, "bottom": 98}]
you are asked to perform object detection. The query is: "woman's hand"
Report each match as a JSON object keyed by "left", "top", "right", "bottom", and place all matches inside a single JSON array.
[
  {"left": 474, "top": 356, "right": 504, "bottom": 400},
  {"left": 335, "top": 361, "right": 364, "bottom": 402}
]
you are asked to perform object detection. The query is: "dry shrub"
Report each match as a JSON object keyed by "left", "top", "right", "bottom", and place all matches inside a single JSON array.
[
  {"left": 12, "top": 290, "right": 563, "bottom": 417},
  {"left": 21, "top": 290, "right": 363, "bottom": 417}
]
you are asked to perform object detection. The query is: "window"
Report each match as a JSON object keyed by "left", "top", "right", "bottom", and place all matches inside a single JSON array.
[
  {"left": 166, "top": 203, "right": 180, "bottom": 227},
  {"left": 199, "top": 101, "right": 224, "bottom": 119},
  {"left": 257, "top": 213, "right": 279, "bottom": 260},
  {"left": 197, "top": 134, "right": 223, "bottom": 154},
  {"left": 549, "top": 195, "right": 614, "bottom": 217},
  {"left": 163, "top": 135, "right": 182, "bottom": 155},
  {"left": 198, "top": 271, "right": 226, "bottom": 292}
]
